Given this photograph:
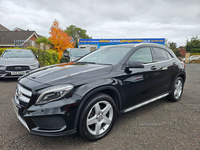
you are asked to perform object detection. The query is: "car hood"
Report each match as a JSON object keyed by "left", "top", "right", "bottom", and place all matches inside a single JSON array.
[
  {"left": 24, "top": 62, "right": 112, "bottom": 86},
  {"left": 0, "top": 58, "right": 38, "bottom": 66}
]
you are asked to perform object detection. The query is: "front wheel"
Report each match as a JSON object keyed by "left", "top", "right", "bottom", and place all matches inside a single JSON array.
[
  {"left": 167, "top": 77, "right": 183, "bottom": 102},
  {"left": 78, "top": 93, "right": 117, "bottom": 141}
]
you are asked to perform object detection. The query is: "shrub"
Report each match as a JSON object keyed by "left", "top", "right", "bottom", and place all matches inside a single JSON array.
[
  {"left": 60, "top": 56, "right": 69, "bottom": 63},
  {"left": 191, "top": 53, "right": 200, "bottom": 56},
  {"left": 0, "top": 48, "right": 7, "bottom": 56},
  {"left": 26, "top": 47, "right": 59, "bottom": 67}
]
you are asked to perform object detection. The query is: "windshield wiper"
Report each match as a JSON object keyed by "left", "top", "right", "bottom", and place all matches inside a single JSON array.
[
  {"left": 78, "top": 61, "right": 96, "bottom": 64},
  {"left": 6, "top": 56, "right": 18, "bottom": 58}
]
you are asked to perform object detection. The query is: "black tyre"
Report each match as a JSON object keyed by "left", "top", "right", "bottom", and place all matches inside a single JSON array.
[
  {"left": 167, "top": 77, "right": 183, "bottom": 102},
  {"left": 78, "top": 93, "right": 117, "bottom": 141}
]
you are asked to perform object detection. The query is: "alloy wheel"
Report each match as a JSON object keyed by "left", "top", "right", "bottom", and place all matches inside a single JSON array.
[
  {"left": 86, "top": 101, "right": 113, "bottom": 135},
  {"left": 174, "top": 79, "right": 183, "bottom": 100}
]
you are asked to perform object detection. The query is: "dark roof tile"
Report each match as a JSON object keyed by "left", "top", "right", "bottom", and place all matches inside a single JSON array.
[{"left": 0, "top": 31, "right": 37, "bottom": 45}]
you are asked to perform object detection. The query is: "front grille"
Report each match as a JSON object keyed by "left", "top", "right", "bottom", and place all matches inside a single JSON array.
[
  {"left": 19, "top": 100, "right": 28, "bottom": 107},
  {"left": 16, "top": 84, "right": 32, "bottom": 106},
  {"left": 6, "top": 66, "right": 30, "bottom": 71}
]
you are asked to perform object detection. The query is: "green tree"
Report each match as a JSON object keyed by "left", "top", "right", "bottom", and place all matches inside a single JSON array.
[
  {"left": 65, "top": 25, "right": 92, "bottom": 47},
  {"left": 165, "top": 39, "right": 169, "bottom": 47},
  {"left": 166, "top": 41, "right": 181, "bottom": 57},
  {"left": 168, "top": 42, "right": 177, "bottom": 50},
  {"left": 36, "top": 37, "right": 52, "bottom": 51},
  {"left": 185, "top": 36, "right": 200, "bottom": 53}
]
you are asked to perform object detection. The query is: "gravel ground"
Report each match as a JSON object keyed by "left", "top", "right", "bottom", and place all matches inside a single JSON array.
[{"left": 0, "top": 64, "right": 200, "bottom": 149}]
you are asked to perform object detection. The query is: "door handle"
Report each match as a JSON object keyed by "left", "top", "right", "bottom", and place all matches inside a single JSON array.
[
  {"left": 151, "top": 66, "right": 157, "bottom": 70},
  {"left": 173, "top": 62, "right": 176, "bottom": 66}
]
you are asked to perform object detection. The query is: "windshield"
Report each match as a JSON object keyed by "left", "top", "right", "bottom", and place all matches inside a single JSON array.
[
  {"left": 70, "top": 49, "right": 90, "bottom": 57},
  {"left": 77, "top": 47, "right": 132, "bottom": 65},
  {"left": 2, "top": 50, "right": 35, "bottom": 58}
]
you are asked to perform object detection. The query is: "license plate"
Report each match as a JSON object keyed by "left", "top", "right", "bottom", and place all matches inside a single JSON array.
[{"left": 11, "top": 71, "right": 26, "bottom": 75}]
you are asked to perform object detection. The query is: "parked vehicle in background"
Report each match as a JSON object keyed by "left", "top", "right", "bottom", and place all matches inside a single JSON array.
[
  {"left": 63, "top": 48, "right": 90, "bottom": 62},
  {"left": 12, "top": 43, "right": 185, "bottom": 141},
  {"left": 190, "top": 55, "right": 200, "bottom": 63},
  {"left": 0, "top": 49, "right": 40, "bottom": 78}
]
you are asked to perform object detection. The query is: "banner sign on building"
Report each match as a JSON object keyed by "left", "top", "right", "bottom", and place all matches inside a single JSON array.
[
  {"left": 78, "top": 38, "right": 165, "bottom": 50},
  {"left": 78, "top": 38, "right": 165, "bottom": 45}
]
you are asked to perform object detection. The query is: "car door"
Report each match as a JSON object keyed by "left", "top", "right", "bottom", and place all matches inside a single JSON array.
[
  {"left": 120, "top": 47, "right": 160, "bottom": 110},
  {"left": 152, "top": 47, "right": 176, "bottom": 96}
]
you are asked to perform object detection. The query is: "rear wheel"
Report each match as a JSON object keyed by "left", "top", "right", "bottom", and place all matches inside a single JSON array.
[
  {"left": 78, "top": 93, "right": 117, "bottom": 141},
  {"left": 167, "top": 77, "right": 183, "bottom": 102}
]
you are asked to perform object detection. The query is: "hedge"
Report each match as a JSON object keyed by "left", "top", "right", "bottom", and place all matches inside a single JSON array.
[
  {"left": 0, "top": 47, "right": 60, "bottom": 67},
  {"left": 190, "top": 48, "right": 200, "bottom": 53},
  {"left": 191, "top": 53, "right": 200, "bottom": 56}
]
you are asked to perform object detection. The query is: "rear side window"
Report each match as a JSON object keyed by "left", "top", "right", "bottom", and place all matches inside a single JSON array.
[
  {"left": 166, "top": 51, "right": 173, "bottom": 59},
  {"left": 129, "top": 47, "right": 153, "bottom": 64},
  {"left": 153, "top": 48, "right": 168, "bottom": 62}
]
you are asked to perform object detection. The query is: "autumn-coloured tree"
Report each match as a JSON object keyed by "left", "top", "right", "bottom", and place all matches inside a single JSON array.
[{"left": 49, "top": 20, "right": 74, "bottom": 59}]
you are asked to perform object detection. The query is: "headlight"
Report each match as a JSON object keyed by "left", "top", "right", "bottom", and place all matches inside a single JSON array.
[
  {"left": 30, "top": 62, "right": 39, "bottom": 69},
  {"left": 36, "top": 84, "right": 74, "bottom": 104},
  {"left": 0, "top": 65, "right": 6, "bottom": 70}
]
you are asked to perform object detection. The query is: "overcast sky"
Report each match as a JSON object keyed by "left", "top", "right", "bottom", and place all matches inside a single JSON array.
[{"left": 0, "top": 0, "right": 200, "bottom": 47}]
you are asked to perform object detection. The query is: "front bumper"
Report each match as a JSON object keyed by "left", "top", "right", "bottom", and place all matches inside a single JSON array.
[
  {"left": 12, "top": 98, "right": 30, "bottom": 131},
  {"left": 11, "top": 93, "right": 81, "bottom": 137},
  {"left": 0, "top": 70, "right": 31, "bottom": 78}
]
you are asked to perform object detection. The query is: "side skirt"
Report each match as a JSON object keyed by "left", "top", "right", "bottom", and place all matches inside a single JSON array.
[{"left": 124, "top": 93, "right": 169, "bottom": 113}]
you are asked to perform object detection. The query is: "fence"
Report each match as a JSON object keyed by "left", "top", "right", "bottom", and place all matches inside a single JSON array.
[{"left": 14, "top": 40, "right": 35, "bottom": 48}]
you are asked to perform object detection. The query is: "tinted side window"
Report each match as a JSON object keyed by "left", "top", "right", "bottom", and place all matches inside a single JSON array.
[
  {"left": 129, "top": 47, "right": 153, "bottom": 64},
  {"left": 153, "top": 48, "right": 168, "bottom": 62}
]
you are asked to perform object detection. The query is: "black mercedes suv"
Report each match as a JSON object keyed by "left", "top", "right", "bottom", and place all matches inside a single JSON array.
[{"left": 12, "top": 43, "right": 186, "bottom": 141}]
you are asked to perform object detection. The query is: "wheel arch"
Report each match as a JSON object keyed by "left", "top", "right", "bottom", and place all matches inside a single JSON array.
[
  {"left": 177, "top": 72, "right": 186, "bottom": 84},
  {"left": 168, "top": 72, "right": 186, "bottom": 95},
  {"left": 74, "top": 85, "right": 122, "bottom": 130}
]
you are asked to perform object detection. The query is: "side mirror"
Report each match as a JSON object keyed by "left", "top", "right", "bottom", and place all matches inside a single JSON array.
[
  {"left": 36, "top": 55, "right": 38, "bottom": 59},
  {"left": 125, "top": 60, "right": 144, "bottom": 73},
  {"left": 127, "top": 60, "right": 144, "bottom": 68},
  {"left": 63, "top": 54, "right": 70, "bottom": 59}
]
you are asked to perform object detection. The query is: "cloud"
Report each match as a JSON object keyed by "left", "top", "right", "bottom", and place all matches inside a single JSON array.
[{"left": 0, "top": 0, "right": 200, "bottom": 46}]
